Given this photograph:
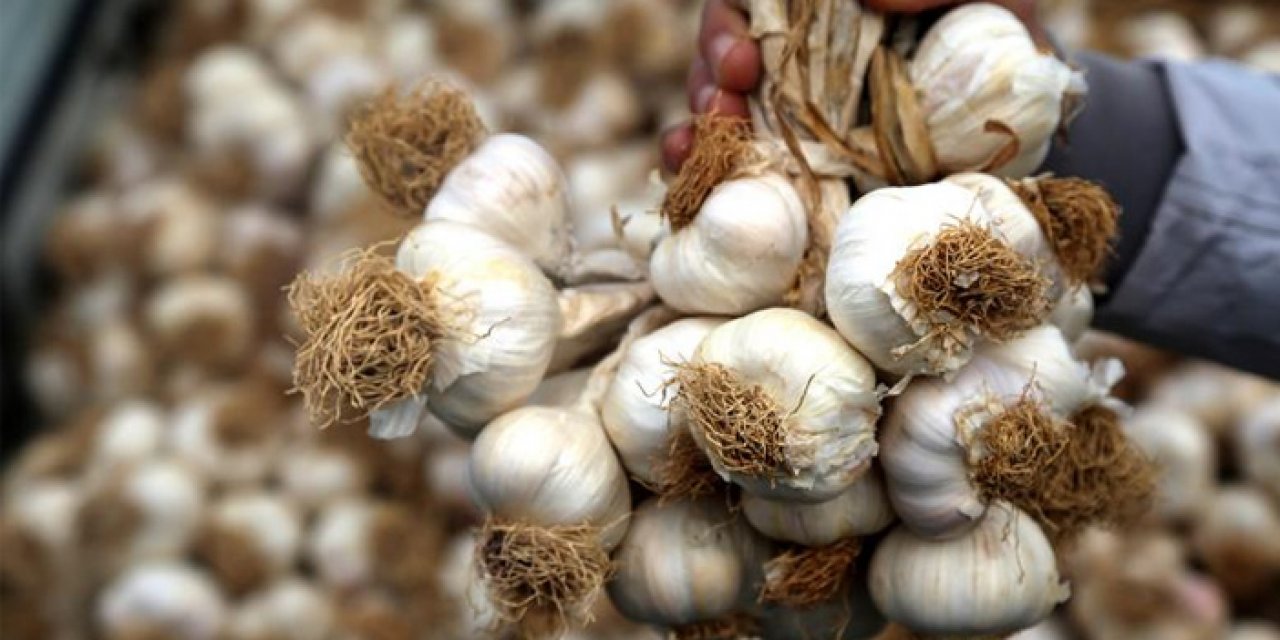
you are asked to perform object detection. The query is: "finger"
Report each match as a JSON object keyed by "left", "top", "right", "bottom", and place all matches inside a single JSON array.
[
  {"left": 699, "top": 0, "right": 762, "bottom": 93},
  {"left": 661, "top": 123, "right": 695, "bottom": 174}
]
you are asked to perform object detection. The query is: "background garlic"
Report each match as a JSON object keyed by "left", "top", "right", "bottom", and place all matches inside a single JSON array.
[
  {"left": 170, "top": 384, "right": 284, "bottom": 487},
  {"left": 607, "top": 496, "right": 771, "bottom": 630},
  {"left": 651, "top": 172, "right": 808, "bottom": 315},
  {"left": 826, "top": 182, "right": 1049, "bottom": 377},
  {"left": 679, "top": 308, "right": 880, "bottom": 502},
  {"left": 1125, "top": 405, "right": 1217, "bottom": 523},
  {"left": 760, "top": 570, "right": 886, "bottom": 640},
  {"left": 742, "top": 467, "right": 894, "bottom": 546},
  {"left": 870, "top": 502, "right": 1069, "bottom": 637},
  {"left": 1192, "top": 485, "right": 1280, "bottom": 602},
  {"left": 145, "top": 274, "right": 255, "bottom": 373},
  {"left": 224, "top": 577, "right": 334, "bottom": 640},
  {"left": 196, "top": 491, "right": 302, "bottom": 596},
  {"left": 78, "top": 458, "right": 205, "bottom": 576},
  {"left": 97, "top": 561, "right": 227, "bottom": 640},
  {"left": 1235, "top": 397, "right": 1280, "bottom": 499}
]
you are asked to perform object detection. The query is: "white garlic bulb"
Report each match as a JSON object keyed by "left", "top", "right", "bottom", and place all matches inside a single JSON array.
[
  {"left": 1208, "top": 3, "right": 1270, "bottom": 56},
  {"left": 277, "top": 444, "right": 370, "bottom": 512},
  {"left": 1125, "top": 405, "right": 1216, "bottom": 522},
  {"left": 425, "top": 134, "right": 571, "bottom": 276},
  {"left": 601, "top": 317, "right": 725, "bottom": 487},
  {"left": 526, "top": 368, "right": 593, "bottom": 408},
  {"left": 146, "top": 274, "right": 255, "bottom": 370},
  {"left": 1147, "top": 362, "right": 1275, "bottom": 435},
  {"left": 87, "top": 400, "right": 166, "bottom": 480},
  {"left": 681, "top": 308, "right": 880, "bottom": 502},
  {"left": 310, "top": 142, "right": 373, "bottom": 223},
  {"left": 1236, "top": 396, "right": 1280, "bottom": 499},
  {"left": 88, "top": 318, "right": 154, "bottom": 402},
  {"left": 388, "top": 221, "right": 562, "bottom": 437},
  {"left": 826, "top": 181, "right": 1051, "bottom": 377},
  {"left": 98, "top": 562, "right": 227, "bottom": 640},
  {"left": 305, "top": 54, "right": 389, "bottom": 139},
  {"left": 121, "top": 177, "right": 219, "bottom": 277},
  {"left": 469, "top": 406, "right": 631, "bottom": 549},
  {"left": 171, "top": 388, "right": 281, "bottom": 487},
  {"left": 1121, "top": 11, "right": 1206, "bottom": 62},
  {"left": 912, "top": 3, "right": 1084, "bottom": 177},
  {"left": 226, "top": 578, "right": 334, "bottom": 640},
  {"left": 81, "top": 459, "right": 205, "bottom": 565},
  {"left": 5, "top": 480, "right": 81, "bottom": 560},
  {"left": 942, "top": 172, "right": 1066, "bottom": 293},
  {"left": 1192, "top": 485, "right": 1280, "bottom": 599},
  {"left": 742, "top": 468, "right": 894, "bottom": 546},
  {"left": 270, "top": 12, "right": 366, "bottom": 83},
  {"left": 307, "top": 499, "right": 376, "bottom": 590},
  {"left": 1050, "top": 285, "right": 1094, "bottom": 343},
  {"left": 202, "top": 492, "right": 303, "bottom": 591},
  {"left": 880, "top": 325, "right": 1125, "bottom": 539},
  {"left": 651, "top": 173, "right": 808, "bottom": 315},
  {"left": 608, "top": 497, "right": 772, "bottom": 628},
  {"left": 185, "top": 45, "right": 274, "bottom": 106},
  {"left": 870, "top": 503, "right": 1069, "bottom": 636},
  {"left": 377, "top": 13, "right": 438, "bottom": 84}
]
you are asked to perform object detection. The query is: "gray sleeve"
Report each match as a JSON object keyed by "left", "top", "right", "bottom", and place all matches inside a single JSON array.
[{"left": 1042, "top": 53, "right": 1280, "bottom": 378}]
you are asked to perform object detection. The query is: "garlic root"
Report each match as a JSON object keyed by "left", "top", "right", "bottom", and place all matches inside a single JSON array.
[
  {"left": 759, "top": 538, "right": 861, "bottom": 608},
  {"left": 1007, "top": 177, "right": 1120, "bottom": 284}
]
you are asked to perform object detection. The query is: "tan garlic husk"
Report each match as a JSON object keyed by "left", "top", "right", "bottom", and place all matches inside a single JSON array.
[
  {"left": 677, "top": 308, "right": 880, "bottom": 502},
  {"left": 825, "top": 181, "right": 1052, "bottom": 377},
  {"left": 225, "top": 577, "right": 335, "bottom": 640},
  {"left": 870, "top": 502, "right": 1069, "bottom": 637},
  {"left": 468, "top": 404, "right": 632, "bottom": 636},
  {"left": 1125, "top": 405, "right": 1217, "bottom": 523},
  {"left": 600, "top": 317, "right": 725, "bottom": 490},
  {"left": 1192, "top": 485, "right": 1280, "bottom": 601},
  {"left": 288, "top": 220, "right": 561, "bottom": 439},
  {"left": 608, "top": 496, "right": 773, "bottom": 631},
  {"left": 880, "top": 325, "right": 1151, "bottom": 541},
  {"left": 97, "top": 562, "right": 227, "bottom": 640},
  {"left": 196, "top": 492, "right": 303, "bottom": 596},
  {"left": 742, "top": 467, "right": 894, "bottom": 546},
  {"left": 1236, "top": 396, "right": 1280, "bottom": 499}
]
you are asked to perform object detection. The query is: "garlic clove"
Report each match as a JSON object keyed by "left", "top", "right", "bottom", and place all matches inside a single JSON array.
[{"left": 869, "top": 502, "right": 1069, "bottom": 637}]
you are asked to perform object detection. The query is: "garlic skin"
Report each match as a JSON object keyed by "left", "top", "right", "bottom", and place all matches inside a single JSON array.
[
  {"left": 388, "top": 220, "right": 562, "bottom": 438},
  {"left": 145, "top": 274, "right": 255, "bottom": 370},
  {"left": 761, "top": 572, "right": 886, "bottom": 640},
  {"left": 377, "top": 13, "right": 439, "bottom": 84},
  {"left": 601, "top": 318, "right": 725, "bottom": 486},
  {"left": 310, "top": 142, "right": 373, "bottom": 223},
  {"left": 870, "top": 503, "right": 1069, "bottom": 637},
  {"left": 171, "top": 393, "right": 279, "bottom": 487},
  {"left": 277, "top": 445, "right": 370, "bottom": 512},
  {"left": 1121, "top": 12, "right": 1206, "bottom": 62},
  {"left": 226, "top": 578, "right": 334, "bottom": 640},
  {"left": 469, "top": 406, "right": 631, "bottom": 549},
  {"left": 1193, "top": 485, "right": 1280, "bottom": 596},
  {"left": 307, "top": 499, "right": 376, "bottom": 590},
  {"left": 98, "top": 562, "right": 227, "bottom": 640},
  {"left": 100, "top": 459, "right": 206, "bottom": 563},
  {"left": 826, "top": 182, "right": 1021, "bottom": 377},
  {"left": 651, "top": 174, "right": 808, "bottom": 315},
  {"left": 688, "top": 309, "right": 881, "bottom": 502},
  {"left": 1236, "top": 396, "right": 1280, "bottom": 499},
  {"left": 526, "top": 368, "right": 593, "bottom": 408},
  {"left": 425, "top": 134, "right": 572, "bottom": 276},
  {"left": 6, "top": 480, "right": 81, "bottom": 560},
  {"left": 88, "top": 400, "right": 166, "bottom": 479},
  {"left": 1125, "top": 406, "right": 1216, "bottom": 523},
  {"left": 742, "top": 468, "right": 894, "bottom": 546},
  {"left": 121, "top": 178, "right": 219, "bottom": 278},
  {"left": 270, "top": 12, "right": 366, "bottom": 83},
  {"left": 209, "top": 492, "right": 304, "bottom": 579},
  {"left": 185, "top": 46, "right": 274, "bottom": 105},
  {"left": 608, "top": 497, "right": 772, "bottom": 628},
  {"left": 880, "top": 325, "right": 1112, "bottom": 539},
  {"left": 1050, "top": 285, "right": 1094, "bottom": 343},
  {"left": 912, "top": 3, "right": 1083, "bottom": 177}
]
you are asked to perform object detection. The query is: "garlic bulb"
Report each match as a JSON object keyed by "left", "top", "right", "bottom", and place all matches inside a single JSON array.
[
  {"left": 146, "top": 274, "right": 255, "bottom": 371},
  {"left": 307, "top": 499, "right": 439, "bottom": 592},
  {"left": 600, "top": 317, "right": 724, "bottom": 487},
  {"left": 121, "top": 177, "right": 219, "bottom": 278},
  {"left": 78, "top": 459, "right": 205, "bottom": 569},
  {"left": 310, "top": 142, "right": 373, "bottom": 223},
  {"left": 270, "top": 12, "right": 366, "bottom": 83},
  {"left": 226, "top": 578, "right": 334, "bottom": 640},
  {"left": 826, "top": 182, "right": 1052, "bottom": 377},
  {"left": 290, "top": 220, "right": 561, "bottom": 438},
  {"left": 185, "top": 45, "right": 274, "bottom": 105},
  {"left": 678, "top": 309, "right": 879, "bottom": 502},
  {"left": 307, "top": 499, "right": 377, "bottom": 590},
  {"left": 1236, "top": 396, "right": 1280, "bottom": 499},
  {"left": 526, "top": 368, "right": 593, "bottom": 408},
  {"left": 1192, "top": 485, "right": 1280, "bottom": 600},
  {"left": 89, "top": 318, "right": 154, "bottom": 403},
  {"left": 305, "top": 54, "right": 389, "bottom": 139},
  {"left": 198, "top": 492, "right": 303, "bottom": 595},
  {"left": 1147, "top": 362, "right": 1276, "bottom": 435},
  {"left": 651, "top": 173, "right": 808, "bottom": 315},
  {"left": 1050, "top": 285, "right": 1094, "bottom": 343},
  {"left": 761, "top": 571, "right": 886, "bottom": 640},
  {"left": 98, "top": 562, "right": 227, "bottom": 640},
  {"left": 377, "top": 13, "right": 438, "bottom": 84},
  {"left": 468, "top": 405, "right": 631, "bottom": 633},
  {"left": 277, "top": 444, "right": 370, "bottom": 512},
  {"left": 1125, "top": 405, "right": 1216, "bottom": 522},
  {"left": 1120, "top": 12, "right": 1206, "bottom": 62},
  {"left": 870, "top": 502, "right": 1069, "bottom": 636},
  {"left": 608, "top": 497, "right": 772, "bottom": 629},
  {"left": 742, "top": 467, "right": 894, "bottom": 546},
  {"left": 1208, "top": 3, "right": 1271, "bottom": 56},
  {"left": 881, "top": 325, "right": 1147, "bottom": 540},
  {"left": 171, "top": 385, "right": 283, "bottom": 486},
  {"left": 87, "top": 400, "right": 165, "bottom": 480},
  {"left": 910, "top": 3, "right": 1084, "bottom": 178},
  {"left": 4, "top": 480, "right": 81, "bottom": 559}
]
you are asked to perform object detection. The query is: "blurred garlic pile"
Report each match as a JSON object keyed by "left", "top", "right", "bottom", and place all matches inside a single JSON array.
[{"left": 10, "top": 1, "right": 1280, "bottom": 640}]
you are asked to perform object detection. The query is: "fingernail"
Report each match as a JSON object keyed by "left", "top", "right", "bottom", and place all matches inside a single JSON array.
[
  {"left": 710, "top": 35, "right": 738, "bottom": 79},
  {"left": 694, "top": 85, "right": 717, "bottom": 113}
]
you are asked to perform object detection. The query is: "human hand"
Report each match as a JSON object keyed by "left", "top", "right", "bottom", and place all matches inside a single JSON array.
[{"left": 660, "top": 0, "right": 1044, "bottom": 174}]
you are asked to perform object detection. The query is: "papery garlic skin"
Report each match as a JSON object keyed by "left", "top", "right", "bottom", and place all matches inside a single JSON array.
[
  {"left": 226, "top": 578, "right": 334, "bottom": 640},
  {"left": 308, "top": 499, "right": 375, "bottom": 590},
  {"left": 425, "top": 134, "right": 572, "bottom": 276},
  {"left": 601, "top": 318, "right": 725, "bottom": 485},
  {"left": 826, "top": 182, "right": 1004, "bottom": 376},
  {"left": 171, "top": 394, "right": 278, "bottom": 487},
  {"left": 121, "top": 178, "right": 219, "bottom": 278},
  {"left": 1050, "top": 285, "right": 1094, "bottom": 343},
  {"left": 912, "top": 3, "right": 1083, "bottom": 177},
  {"left": 742, "top": 468, "right": 894, "bottom": 546},
  {"left": 392, "top": 221, "right": 562, "bottom": 437},
  {"left": 1125, "top": 406, "right": 1216, "bottom": 522},
  {"left": 1121, "top": 12, "right": 1205, "bottom": 62},
  {"left": 146, "top": 275, "right": 255, "bottom": 368},
  {"left": 880, "top": 325, "right": 1111, "bottom": 539},
  {"left": 88, "top": 400, "right": 166, "bottom": 479},
  {"left": 689, "top": 309, "right": 880, "bottom": 502},
  {"left": 277, "top": 445, "right": 369, "bottom": 512},
  {"left": 6, "top": 480, "right": 81, "bottom": 558},
  {"left": 870, "top": 503, "right": 1069, "bottom": 636},
  {"left": 1236, "top": 397, "right": 1280, "bottom": 499},
  {"left": 608, "top": 497, "right": 772, "bottom": 627},
  {"left": 469, "top": 406, "right": 631, "bottom": 548},
  {"left": 99, "top": 562, "right": 227, "bottom": 640},
  {"left": 761, "top": 572, "right": 887, "bottom": 640},
  {"left": 114, "top": 459, "right": 206, "bottom": 562},
  {"left": 651, "top": 174, "right": 808, "bottom": 315},
  {"left": 209, "top": 493, "right": 303, "bottom": 577}
]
